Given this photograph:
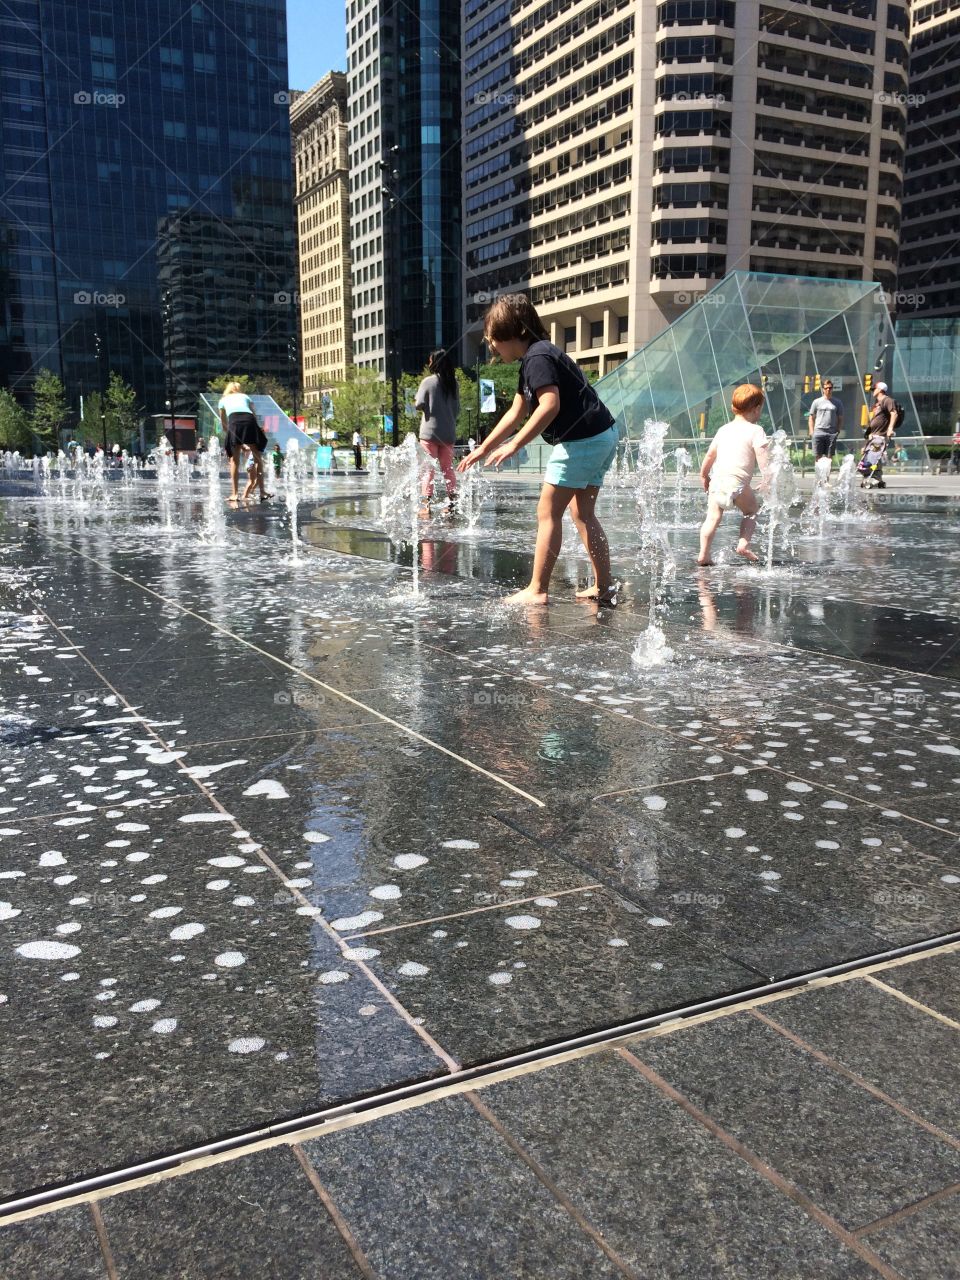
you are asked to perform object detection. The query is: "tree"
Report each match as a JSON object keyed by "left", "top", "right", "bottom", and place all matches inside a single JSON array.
[
  {"left": 207, "top": 374, "right": 256, "bottom": 398},
  {"left": 319, "top": 367, "right": 383, "bottom": 441},
  {"left": 104, "top": 372, "right": 142, "bottom": 447},
  {"left": 0, "top": 388, "right": 31, "bottom": 452},
  {"left": 30, "top": 368, "right": 69, "bottom": 454},
  {"left": 77, "top": 391, "right": 104, "bottom": 447},
  {"left": 256, "top": 375, "right": 293, "bottom": 416}
]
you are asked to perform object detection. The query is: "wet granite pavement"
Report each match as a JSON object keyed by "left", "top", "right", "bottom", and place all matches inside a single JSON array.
[
  {"left": 1, "top": 481, "right": 958, "bottom": 1274},
  {"left": 5, "top": 945, "right": 957, "bottom": 1278}
]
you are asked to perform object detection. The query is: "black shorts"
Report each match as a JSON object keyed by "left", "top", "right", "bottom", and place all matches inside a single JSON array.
[
  {"left": 225, "top": 413, "right": 266, "bottom": 458},
  {"left": 813, "top": 433, "right": 837, "bottom": 460}
]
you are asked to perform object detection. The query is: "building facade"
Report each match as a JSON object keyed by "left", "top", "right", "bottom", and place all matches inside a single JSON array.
[
  {"left": 0, "top": 0, "right": 296, "bottom": 415},
  {"left": 291, "top": 73, "right": 353, "bottom": 397},
  {"left": 462, "top": 0, "right": 908, "bottom": 373},
  {"left": 898, "top": 0, "right": 960, "bottom": 319},
  {"left": 346, "top": 0, "right": 462, "bottom": 377}
]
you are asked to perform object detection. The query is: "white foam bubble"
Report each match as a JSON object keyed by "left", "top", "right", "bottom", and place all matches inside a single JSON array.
[
  {"left": 243, "top": 779, "right": 289, "bottom": 799},
  {"left": 214, "top": 951, "right": 246, "bottom": 968},
  {"left": 318, "top": 970, "right": 350, "bottom": 984},
  {"left": 331, "top": 911, "right": 383, "bottom": 932},
  {"left": 228, "top": 1037, "right": 265, "bottom": 1053},
  {"left": 441, "top": 839, "right": 479, "bottom": 849},
  {"left": 369, "top": 884, "right": 401, "bottom": 900},
  {"left": 488, "top": 972, "right": 512, "bottom": 985},
  {"left": 151, "top": 1018, "right": 177, "bottom": 1034},
  {"left": 504, "top": 915, "right": 541, "bottom": 930},
  {"left": 169, "top": 923, "right": 205, "bottom": 941},
  {"left": 642, "top": 795, "right": 667, "bottom": 811},
  {"left": 17, "top": 940, "right": 81, "bottom": 960},
  {"left": 398, "top": 961, "right": 429, "bottom": 977},
  {"left": 394, "top": 854, "right": 428, "bottom": 870}
]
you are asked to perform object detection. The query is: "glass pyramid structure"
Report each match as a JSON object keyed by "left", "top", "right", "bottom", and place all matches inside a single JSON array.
[{"left": 597, "top": 272, "right": 924, "bottom": 452}]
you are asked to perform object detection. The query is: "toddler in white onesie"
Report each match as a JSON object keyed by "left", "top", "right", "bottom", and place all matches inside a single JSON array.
[{"left": 698, "top": 386, "right": 770, "bottom": 565}]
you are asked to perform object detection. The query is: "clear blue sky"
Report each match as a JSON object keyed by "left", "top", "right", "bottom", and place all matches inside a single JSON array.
[{"left": 287, "top": 0, "right": 347, "bottom": 90}]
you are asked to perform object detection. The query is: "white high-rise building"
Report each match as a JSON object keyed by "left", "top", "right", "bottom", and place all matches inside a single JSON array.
[{"left": 462, "top": 0, "right": 908, "bottom": 373}]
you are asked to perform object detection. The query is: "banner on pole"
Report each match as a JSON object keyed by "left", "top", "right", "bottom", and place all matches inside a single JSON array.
[{"left": 480, "top": 378, "right": 496, "bottom": 413}]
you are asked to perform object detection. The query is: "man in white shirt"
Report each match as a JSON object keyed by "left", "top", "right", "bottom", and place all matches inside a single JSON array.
[
  {"left": 352, "top": 429, "right": 363, "bottom": 471},
  {"left": 807, "top": 380, "right": 844, "bottom": 470}
]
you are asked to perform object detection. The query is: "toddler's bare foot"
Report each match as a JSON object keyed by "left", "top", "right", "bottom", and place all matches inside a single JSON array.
[
  {"left": 696, "top": 555, "right": 713, "bottom": 566},
  {"left": 503, "top": 587, "right": 548, "bottom": 606},
  {"left": 575, "top": 584, "right": 600, "bottom": 599},
  {"left": 736, "top": 543, "right": 759, "bottom": 562}
]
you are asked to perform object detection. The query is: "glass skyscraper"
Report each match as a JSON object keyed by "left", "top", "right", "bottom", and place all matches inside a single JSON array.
[
  {"left": 347, "top": 0, "right": 462, "bottom": 376},
  {"left": 0, "top": 0, "right": 296, "bottom": 416}
]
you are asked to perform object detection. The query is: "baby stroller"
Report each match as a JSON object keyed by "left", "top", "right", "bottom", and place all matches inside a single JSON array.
[{"left": 857, "top": 431, "right": 888, "bottom": 489}]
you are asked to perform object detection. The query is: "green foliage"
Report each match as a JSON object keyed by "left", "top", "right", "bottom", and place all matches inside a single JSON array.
[
  {"left": 78, "top": 391, "right": 104, "bottom": 446},
  {"left": 104, "top": 372, "right": 142, "bottom": 445},
  {"left": 30, "top": 368, "right": 69, "bottom": 453},
  {"left": 207, "top": 374, "right": 256, "bottom": 397},
  {"left": 315, "top": 367, "right": 383, "bottom": 441},
  {"left": 0, "top": 389, "right": 31, "bottom": 452}
]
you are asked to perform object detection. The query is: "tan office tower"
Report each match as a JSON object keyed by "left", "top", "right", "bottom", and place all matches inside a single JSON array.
[
  {"left": 462, "top": 0, "right": 908, "bottom": 371},
  {"left": 291, "top": 72, "right": 352, "bottom": 398}
]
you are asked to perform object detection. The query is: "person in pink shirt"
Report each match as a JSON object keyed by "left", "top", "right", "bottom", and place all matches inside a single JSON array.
[{"left": 697, "top": 384, "right": 770, "bottom": 565}]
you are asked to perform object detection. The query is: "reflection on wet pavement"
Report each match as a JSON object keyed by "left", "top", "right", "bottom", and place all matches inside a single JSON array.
[{"left": 0, "top": 478, "right": 957, "bottom": 1206}]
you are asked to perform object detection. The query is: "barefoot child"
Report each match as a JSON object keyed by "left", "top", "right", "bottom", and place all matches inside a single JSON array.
[
  {"left": 457, "top": 294, "right": 619, "bottom": 605},
  {"left": 697, "top": 384, "right": 770, "bottom": 565}
]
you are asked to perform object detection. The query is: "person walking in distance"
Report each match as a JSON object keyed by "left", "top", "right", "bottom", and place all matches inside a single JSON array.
[
  {"left": 870, "top": 382, "right": 899, "bottom": 441},
  {"left": 416, "top": 348, "right": 460, "bottom": 510},
  {"left": 807, "top": 379, "right": 843, "bottom": 475},
  {"left": 697, "top": 384, "right": 770, "bottom": 565},
  {"left": 458, "top": 293, "right": 619, "bottom": 605},
  {"left": 352, "top": 429, "right": 363, "bottom": 472}
]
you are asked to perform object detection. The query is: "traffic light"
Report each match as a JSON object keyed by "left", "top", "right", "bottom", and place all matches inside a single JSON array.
[
  {"left": 814, "top": 374, "right": 821, "bottom": 391},
  {"left": 864, "top": 373, "right": 873, "bottom": 393},
  {"left": 803, "top": 375, "right": 810, "bottom": 393}
]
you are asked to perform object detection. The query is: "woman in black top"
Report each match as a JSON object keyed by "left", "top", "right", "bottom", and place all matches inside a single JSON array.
[{"left": 458, "top": 294, "right": 619, "bottom": 605}]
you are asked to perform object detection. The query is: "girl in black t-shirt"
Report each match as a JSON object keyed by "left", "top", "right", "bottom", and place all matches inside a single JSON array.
[{"left": 458, "top": 294, "right": 619, "bottom": 606}]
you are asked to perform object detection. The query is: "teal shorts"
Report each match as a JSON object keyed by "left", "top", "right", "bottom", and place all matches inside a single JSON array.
[{"left": 544, "top": 425, "right": 619, "bottom": 490}]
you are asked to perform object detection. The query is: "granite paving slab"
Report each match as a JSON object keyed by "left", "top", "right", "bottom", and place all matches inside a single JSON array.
[
  {"left": 350, "top": 887, "right": 758, "bottom": 1066},
  {"left": 636, "top": 1014, "right": 960, "bottom": 1230},
  {"left": 303, "top": 1096, "right": 623, "bottom": 1279},
  {"left": 0, "top": 793, "right": 445, "bottom": 1200},
  {"left": 759, "top": 976, "right": 959, "bottom": 1138},
  {"left": 870, "top": 950, "right": 960, "bottom": 1025},
  {"left": 868, "top": 1192, "right": 960, "bottom": 1278},
  {"left": 482, "top": 1052, "right": 876, "bottom": 1279},
  {"left": 0, "top": 1206, "right": 105, "bottom": 1280},
  {"left": 98, "top": 1146, "right": 364, "bottom": 1280}
]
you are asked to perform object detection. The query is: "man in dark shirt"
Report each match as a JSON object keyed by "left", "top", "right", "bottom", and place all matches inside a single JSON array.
[{"left": 870, "top": 382, "right": 899, "bottom": 439}]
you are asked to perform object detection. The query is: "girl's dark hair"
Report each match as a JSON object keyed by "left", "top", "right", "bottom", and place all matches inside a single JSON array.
[
  {"left": 483, "top": 293, "right": 549, "bottom": 345},
  {"left": 427, "top": 348, "right": 457, "bottom": 399}
]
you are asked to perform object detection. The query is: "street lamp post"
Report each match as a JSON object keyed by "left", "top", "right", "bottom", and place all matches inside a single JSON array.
[
  {"left": 161, "top": 289, "right": 178, "bottom": 460},
  {"left": 380, "top": 149, "right": 401, "bottom": 448},
  {"left": 289, "top": 335, "right": 300, "bottom": 424},
  {"left": 93, "top": 330, "right": 107, "bottom": 453}
]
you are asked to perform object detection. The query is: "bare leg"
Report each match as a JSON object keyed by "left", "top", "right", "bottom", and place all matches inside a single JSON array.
[
  {"left": 698, "top": 498, "right": 724, "bottom": 564},
  {"left": 569, "top": 486, "right": 613, "bottom": 598},
  {"left": 242, "top": 447, "right": 262, "bottom": 501},
  {"left": 504, "top": 482, "right": 572, "bottom": 605},
  {"left": 228, "top": 450, "right": 240, "bottom": 500},
  {"left": 733, "top": 486, "right": 759, "bottom": 561}
]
